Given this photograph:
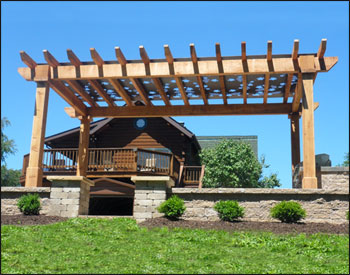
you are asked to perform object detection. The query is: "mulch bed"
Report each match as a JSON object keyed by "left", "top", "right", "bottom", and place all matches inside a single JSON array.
[
  {"left": 2, "top": 215, "right": 349, "bottom": 235},
  {"left": 1, "top": 215, "right": 68, "bottom": 226},
  {"left": 139, "top": 217, "right": 349, "bottom": 235}
]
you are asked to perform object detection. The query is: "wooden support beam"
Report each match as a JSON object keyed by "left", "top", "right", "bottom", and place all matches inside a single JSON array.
[
  {"left": 313, "top": 39, "right": 327, "bottom": 83},
  {"left": 139, "top": 46, "right": 150, "bottom": 64},
  {"left": 263, "top": 74, "right": 270, "bottom": 104},
  {"left": 18, "top": 56, "right": 338, "bottom": 81},
  {"left": 89, "top": 79, "right": 116, "bottom": 107},
  {"left": 90, "top": 48, "right": 104, "bottom": 67},
  {"left": 66, "top": 80, "right": 98, "bottom": 107},
  {"left": 49, "top": 80, "right": 87, "bottom": 116},
  {"left": 129, "top": 78, "right": 153, "bottom": 106},
  {"left": 190, "top": 44, "right": 208, "bottom": 105},
  {"left": 108, "top": 78, "right": 134, "bottom": 106},
  {"left": 164, "top": 45, "right": 174, "bottom": 64},
  {"left": 76, "top": 116, "right": 91, "bottom": 177},
  {"left": 289, "top": 113, "right": 301, "bottom": 175},
  {"left": 152, "top": 78, "right": 171, "bottom": 106},
  {"left": 25, "top": 82, "right": 50, "bottom": 187},
  {"left": 267, "top": 41, "right": 272, "bottom": 62},
  {"left": 174, "top": 77, "right": 190, "bottom": 106},
  {"left": 20, "top": 51, "right": 37, "bottom": 69},
  {"left": 292, "top": 74, "right": 303, "bottom": 112},
  {"left": 283, "top": 73, "right": 294, "bottom": 103},
  {"left": 292, "top": 40, "right": 299, "bottom": 60},
  {"left": 82, "top": 103, "right": 292, "bottom": 117},
  {"left": 301, "top": 73, "right": 317, "bottom": 188},
  {"left": 115, "top": 47, "right": 127, "bottom": 65},
  {"left": 43, "top": 50, "right": 60, "bottom": 67},
  {"left": 215, "top": 43, "right": 227, "bottom": 104},
  {"left": 242, "top": 75, "right": 247, "bottom": 104},
  {"left": 241, "top": 42, "right": 247, "bottom": 62},
  {"left": 314, "top": 102, "right": 319, "bottom": 111},
  {"left": 67, "top": 49, "right": 82, "bottom": 66}
]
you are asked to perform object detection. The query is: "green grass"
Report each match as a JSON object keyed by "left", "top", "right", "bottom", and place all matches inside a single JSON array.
[{"left": 1, "top": 218, "right": 349, "bottom": 274}]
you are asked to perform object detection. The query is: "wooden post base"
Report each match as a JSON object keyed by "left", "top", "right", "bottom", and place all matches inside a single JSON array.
[
  {"left": 302, "top": 177, "right": 317, "bottom": 189},
  {"left": 25, "top": 167, "right": 43, "bottom": 187}
]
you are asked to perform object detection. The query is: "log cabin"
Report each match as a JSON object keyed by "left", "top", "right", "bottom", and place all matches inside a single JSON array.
[{"left": 20, "top": 116, "right": 203, "bottom": 214}]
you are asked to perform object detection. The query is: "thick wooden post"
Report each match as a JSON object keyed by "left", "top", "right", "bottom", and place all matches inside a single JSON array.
[
  {"left": 76, "top": 116, "right": 91, "bottom": 177},
  {"left": 301, "top": 73, "right": 317, "bottom": 188},
  {"left": 290, "top": 113, "right": 301, "bottom": 175},
  {"left": 25, "top": 82, "right": 50, "bottom": 187}
]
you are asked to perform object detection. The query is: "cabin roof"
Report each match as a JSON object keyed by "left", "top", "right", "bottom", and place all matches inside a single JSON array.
[{"left": 44, "top": 116, "right": 200, "bottom": 149}]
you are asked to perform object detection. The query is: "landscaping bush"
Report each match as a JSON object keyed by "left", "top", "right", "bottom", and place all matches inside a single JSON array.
[
  {"left": 157, "top": 195, "right": 186, "bottom": 219},
  {"left": 347, "top": 210, "right": 349, "bottom": 220},
  {"left": 214, "top": 200, "right": 244, "bottom": 222},
  {"left": 270, "top": 201, "right": 306, "bottom": 223},
  {"left": 17, "top": 193, "right": 41, "bottom": 215}
]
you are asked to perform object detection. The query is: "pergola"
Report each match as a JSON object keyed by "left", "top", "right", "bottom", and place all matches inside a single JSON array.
[{"left": 18, "top": 40, "right": 337, "bottom": 188}]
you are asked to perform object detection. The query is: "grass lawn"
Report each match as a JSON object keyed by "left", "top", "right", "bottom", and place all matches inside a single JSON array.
[{"left": 1, "top": 218, "right": 349, "bottom": 274}]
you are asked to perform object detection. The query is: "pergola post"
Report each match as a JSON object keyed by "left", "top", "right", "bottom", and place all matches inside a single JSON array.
[
  {"left": 301, "top": 73, "right": 317, "bottom": 188},
  {"left": 25, "top": 82, "right": 50, "bottom": 187},
  {"left": 76, "top": 116, "right": 91, "bottom": 177},
  {"left": 290, "top": 113, "right": 301, "bottom": 175}
]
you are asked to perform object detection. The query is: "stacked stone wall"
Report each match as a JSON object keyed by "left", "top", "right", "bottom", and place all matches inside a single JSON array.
[
  {"left": 1, "top": 187, "right": 51, "bottom": 215},
  {"left": 171, "top": 188, "right": 349, "bottom": 224}
]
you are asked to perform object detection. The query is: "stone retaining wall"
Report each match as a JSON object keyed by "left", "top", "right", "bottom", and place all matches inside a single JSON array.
[
  {"left": 170, "top": 188, "right": 349, "bottom": 224},
  {"left": 1, "top": 187, "right": 51, "bottom": 215},
  {"left": 293, "top": 166, "right": 349, "bottom": 190}
]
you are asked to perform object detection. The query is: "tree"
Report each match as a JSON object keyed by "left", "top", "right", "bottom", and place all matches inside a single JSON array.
[
  {"left": 1, "top": 117, "right": 21, "bottom": 186},
  {"left": 199, "top": 140, "right": 281, "bottom": 188},
  {"left": 342, "top": 152, "right": 349, "bottom": 167}
]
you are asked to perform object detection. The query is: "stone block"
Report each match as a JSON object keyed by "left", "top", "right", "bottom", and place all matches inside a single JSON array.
[
  {"left": 134, "top": 193, "right": 147, "bottom": 200},
  {"left": 50, "top": 191, "right": 68, "bottom": 199},
  {"left": 60, "top": 210, "right": 78, "bottom": 218},
  {"left": 147, "top": 193, "right": 166, "bottom": 200},
  {"left": 66, "top": 205, "right": 80, "bottom": 212},
  {"left": 63, "top": 187, "right": 80, "bottom": 193},
  {"left": 67, "top": 192, "right": 80, "bottom": 199},
  {"left": 49, "top": 199, "right": 62, "bottom": 205},
  {"left": 61, "top": 199, "right": 79, "bottom": 205},
  {"left": 50, "top": 204, "right": 67, "bottom": 211},
  {"left": 152, "top": 212, "right": 164, "bottom": 218},
  {"left": 47, "top": 209, "right": 61, "bottom": 216},
  {"left": 135, "top": 200, "right": 153, "bottom": 206},
  {"left": 134, "top": 212, "right": 152, "bottom": 219}
]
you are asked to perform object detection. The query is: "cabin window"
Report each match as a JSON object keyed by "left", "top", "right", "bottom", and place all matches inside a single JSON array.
[{"left": 146, "top": 148, "right": 172, "bottom": 154}]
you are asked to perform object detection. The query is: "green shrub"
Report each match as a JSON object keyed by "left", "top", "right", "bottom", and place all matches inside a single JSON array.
[
  {"left": 17, "top": 193, "right": 41, "bottom": 215},
  {"left": 157, "top": 195, "right": 186, "bottom": 219},
  {"left": 346, "top": 211, "right": 349, "bottom": 220},
  {"left": 270, "top": 201, "right": 306, "bottom": 223},
  {"left": 214, "top": 200, "right": 244, "bottom": 222}
]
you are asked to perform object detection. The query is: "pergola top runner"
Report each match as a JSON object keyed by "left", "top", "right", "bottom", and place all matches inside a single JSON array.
[{"left": 18, "top": 40, "right": 337, "bottom": 118}]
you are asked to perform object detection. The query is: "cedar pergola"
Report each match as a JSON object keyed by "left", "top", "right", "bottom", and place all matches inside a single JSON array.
[{"left": 18, "top": 40, "right": 337, "bottom": 188}]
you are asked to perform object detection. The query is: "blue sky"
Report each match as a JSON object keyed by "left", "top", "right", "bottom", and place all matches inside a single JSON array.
[{"left": 1, "top": 1, "right": 349, "bottom": 188}]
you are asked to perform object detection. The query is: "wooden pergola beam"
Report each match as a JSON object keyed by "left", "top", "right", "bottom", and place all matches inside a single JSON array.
[
  {"left": 215, "top": 43, "right": 227, "bottom": 104},
  {"left": 263, "top": 74, "right": 270, "bottom": 104},
  {"left": 152, "top": 78, "right": 171, "bottom": 106},
  {"left": 20, "top": 51, "right": 37, "bottom": 69},
  {"left": 313, "top": 39, "right": 327, "bottom": 83},
  {"left": 190, "top": 44, "right": 208, "bottom": 105},
  {"left": 90, "top": 48, "right": 104, "bottom": 67},
  {"left": 18, "top": 55, "right": 338, "bottom": 82},
  {"left": 108, "top": 78, "right": 134, "bottom": 106},
  {"left": 49, "top": 80, "right": 87, "bottom": 116},
  {"left": 130, "top": 78, "right": 153, "bottom": 106},
  {"left": 283, "top": 74, "right": 293, "bottom": 104},
  {"left": 291, "top": 74, "right": 302, "bottom": 112},
  {"left": 74, "top": 103, "right": 294, "bottom": 117},
  {"left": 174, "top": 77, "right": 190, "bottom": 106},
  {"left": 43, "top": 50, "right": 60, "bottom": 67},
  {"left": 65, "top": 80, "right": 99, "bottom": 107},
  {"left": 115, "top": 47, "right": 127, "bottom": 66},
  {"left": 89, "top": 79, "right": 116, "bottom": 107}
]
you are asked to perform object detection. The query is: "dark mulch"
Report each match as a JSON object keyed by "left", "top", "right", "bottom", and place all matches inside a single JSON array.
[
  {"left": 2, "top": 215, "right": 349, "bottom": 235},
  {"left": 1, "top": 215, "right": 68, "bottom": 226},
  {"left": 139, "top": 217, "right": 350, "bottom": 235}
]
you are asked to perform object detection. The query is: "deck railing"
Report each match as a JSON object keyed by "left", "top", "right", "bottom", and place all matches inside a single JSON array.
[
  {"left": 180, "top": 165, "right": 205, "bottom": 188},
  {"left": 23, "top": 148, "right": 176, "bottom": 176}
]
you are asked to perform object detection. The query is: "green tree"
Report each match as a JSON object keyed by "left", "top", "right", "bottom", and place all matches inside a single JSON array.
[
  {"left": 199, "top": 140, "right": 281, "bottom": 188},
  {"left": 1, "top": 117, "right": 21, "bottom": 186},
  {"left": 342, "top": 152, "right": 349, "bottom": 166}
]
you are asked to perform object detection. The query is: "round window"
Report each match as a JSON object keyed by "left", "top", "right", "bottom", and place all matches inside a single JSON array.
[{"left": 134, "top": 118, "right": 147, "bottom": 130}]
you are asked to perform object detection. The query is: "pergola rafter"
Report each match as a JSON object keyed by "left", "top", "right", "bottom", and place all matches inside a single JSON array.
[{"left": 18, "top": 39, "right": 338, "bottom": 189}]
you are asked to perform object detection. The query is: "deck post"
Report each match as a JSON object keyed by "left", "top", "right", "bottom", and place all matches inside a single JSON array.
[
  {"left": 289, "top": 113, "right": 301, "bottom": 175},
  {"left": 25, "top": 82, "right": 50, "bottom": 187},
  {"left": 76, "top": 116, "right": 91, "bottom": 177},
  {"left": 301, "top": 73, "right": 317, "bottom": 188}
]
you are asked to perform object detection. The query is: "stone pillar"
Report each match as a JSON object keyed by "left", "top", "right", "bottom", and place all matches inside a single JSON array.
[
  {"left": 47, "top": 176, "right": 94, "bottom": 217},
  {"left": 131, "top": 176, "right": 175, "bottom": 222}
]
